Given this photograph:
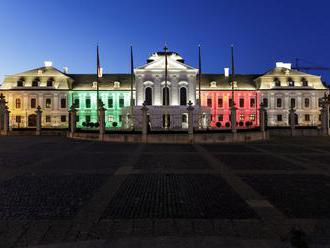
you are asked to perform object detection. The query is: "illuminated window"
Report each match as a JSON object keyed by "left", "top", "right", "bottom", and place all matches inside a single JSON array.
[
  {"left": 277, "top": 115, "right": 282, "bottom": 121},
  {"left": 277, "top": 98, "right": 282, "bottom": 108},
  {"left": 16, "top": 116, "right": 21, "bottom": 123},
  {"left": 108, "top": 115, "right": 114, "bottom": 122},
  {"left": 85, "top": 98, "right": 91, "bottom": 108},
  {"left": 250, "top": 98, "right": 256, "bottom": 108},
  {"left": 304, "top": 98, "right": 310, "bottom": 108},
  {"left": 240, "top": 114, "right": 244, "bottom": 121},
  {"left": 61, "top": 98, "right": 66, "bottom": 108},
  {"left": 305, "top": 114, "right": 310, "bottom": 121},
  {"left": 15, "top": 99, "right": 21, "bottom": 109},
  {"left": 61, "top": 115, "right": 66, "bottom": 122},
  {"left": 180, "top": 87, "right": 187, "bottom": 106},
  {"left": 288, "top": 79, "right": 295, "bottom": 87},
  {"left": 74, "top": 99, "right": 80, "bottom": 108},
  {"left": 108, "top": 98, "right": 113, "bottom": 108},
  {"left": 207, "top": 98, "right": 212, "bottom": 107},
  {"left": 45, "top": 98, "right": 51, "bottom": 108},
  {"left": 119, "top": 98, "right": 125, "bottom": 108},
  {"left": 46, "top": 115, "right": 51, "bottom": 123},
  {"left": 31, "top": 98, "right": 36, "bottom": 108},
  {"left": 218, "top": 98, "right": 223, "bottom": 108},
  {"left": 239, "top": 98, "right": 244, "bottom": 108},
  {"left": 290, "top": 98, "right": 296, "bottom": 108},
  {"left": 249, "top": 114, "right": 256, "bottom": 121},
  {"left": 302, "top": 79, "right": 308, "bottom": 87}
]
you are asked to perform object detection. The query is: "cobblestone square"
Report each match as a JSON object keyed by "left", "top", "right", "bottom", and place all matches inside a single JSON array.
[{"left": 0, "top": 136, "right": 329, "bottom": 247}]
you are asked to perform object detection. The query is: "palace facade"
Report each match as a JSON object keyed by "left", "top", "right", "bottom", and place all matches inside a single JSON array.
[{"left": 0, "top": 52, "right": 327, "bottom": 130}]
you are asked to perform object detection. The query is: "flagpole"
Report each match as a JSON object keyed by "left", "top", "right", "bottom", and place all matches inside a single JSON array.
[
  {"left": 198, "top": 45, "right": 202, "bottom": 107},
  {"left": 96, "top": 44, "right": 101, "bottom": 122},
  {"left": 164, "top": 44, "right": 168, "bottom": 129},
  {"left": 130, "top": 45, "right": 134, "bottom": 111},
  {"left": 231, "top": 45, "right": 235, "bottom": 106}
]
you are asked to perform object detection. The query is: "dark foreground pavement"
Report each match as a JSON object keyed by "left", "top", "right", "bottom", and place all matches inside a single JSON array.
[{"left": 0, "top": 136, "right": 330, "bottom": 247}]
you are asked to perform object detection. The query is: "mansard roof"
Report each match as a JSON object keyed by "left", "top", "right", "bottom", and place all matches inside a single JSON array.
[
  {"left": 69, "top": 74, "right": 133, "bottom": 90},
  {"left": 10, "top": 66, "right": 71, "bottom": 78},
  {"left": 256, "top": 67, "right": 321, "bottom": 79},
  {"left": 201, "top": 74, "right": 260, "bottom": 90}
]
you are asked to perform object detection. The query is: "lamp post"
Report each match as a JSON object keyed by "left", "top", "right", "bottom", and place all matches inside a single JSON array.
[{"left": 320, "top": 92, "right": 330, "bottom": 136}]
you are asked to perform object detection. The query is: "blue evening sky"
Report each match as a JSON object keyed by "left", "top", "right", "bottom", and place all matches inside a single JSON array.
[{"left": 0, "top": 0, "right": 329, "bottom": 82}]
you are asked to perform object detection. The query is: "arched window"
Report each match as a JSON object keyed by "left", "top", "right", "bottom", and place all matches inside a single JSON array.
[
  {"left": 180, "top": 87, "right": 187, "bottom": 106},
  {"left": 162, "top": 87, "right": 170, "bottom": 106},
  {"left": 15, "top": 99, "right": 21, "bottom": 109},
  {"left": 145, "top": 87, "right": 152, "bottom": 105}
]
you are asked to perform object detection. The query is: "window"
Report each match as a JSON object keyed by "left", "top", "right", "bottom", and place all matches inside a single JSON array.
[
  {"left": 290, "top": 98, "right": 296, "bottom": 108},
  {"left": 119, "top": 98, "right": 125, "bottom": 108},
  {"left": 47, "top": 79, "right": 53, "bottom": 87},
  {"left": 218, "top": 98, "right": 223, "bottom": 108},
  {"left": 263, "top": 98, "right": 268, "bottom": 107},
  {"left": 74, "top": 99, "right": 80, "bottom": 108},
  {"left": 218, "top": 115, "right": 223, "bottom": 121},
  {"left": 17, "top": 80, "right": 24, "bottom": 87},
  {"left": 275, "top": 79, "right": 281, "bottom": 87},
  {"left": 145, "top": 87, "right": 152, "bottom": 105},
  {"left": 76, "top": 115, "right": 80, "bottom": 122},
  {"left": 108, "top": 98, "right": 113, "bottom": 108},
  {"left": 31, "top": 98, "right": 36, "bottom": 108},
  {"left": 250, "top": 98, "right": 256, "bottom": 108},
  {"left": 16, "top": 116, "right": 21, "bottom": 123},
  {"left": 319, "top": 98, "right": 322, "bottom": 107},
  {"left": 108, "top": 115, "right": 114, "bottom": 122},
  {"left": 119, "top": 115, "right": 122, "bottom": 122},
  {"left": 277, "top": 115, "right": 283, "bottom": 121},
  {"left": 207, "top": 98, "right": 212, "bottom": 107},
  {"left": 240, "top": 114, "right": 244, "bottom": 121},
  {"left": 305, "top": 114, "right": 310, "bottom": 121},
  {"left": 229, "top": 98, "right": 233, "bottom": 107},
  {"left": 162, "top": 87, "right": 169, "bottom": 106},
  {"left": 61, "top": 98, "right": 66, "bottom": 108},
  {"left": 46, "top": 115, "right": 51, "bottom": 123},
  {"left": 304, "top": 98, "right": 310, "bottom": 108},
  {"left": 180, "top": 87, "right": 187, "bottom": 105},
  {"left": 86, "top": 115, "right": 91, "bottom": 123},
  {"left": 15, "top": 99, "right": 21, "bottom": 109},
  {"left": 85, "top": 98, "right": 91, "bottom": 108},
  {"left": 61, "top": 115, "right": 66, "bottom": 122},
  {"left": 249, "top": 114, "right": 256, "bottom": 121},
  {"left": 239, "top": 98, "right": 244, "bottom": 108},
  {"left": 277, "top": 98, "right": 282, "bottom": 108},
  {"left": 288, "top": 79, "right": 295, "bottom": 87},
  {"left": 302, "top": 80, "right": 308, "bottom": 87},
  {"left": 32, "top": 79, "right": 39, "bottom": 87},
  {"left": 46, "top": 98, "right": 51, "bottom": 108}
]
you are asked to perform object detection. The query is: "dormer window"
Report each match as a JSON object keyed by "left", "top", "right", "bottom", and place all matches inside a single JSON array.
[
  {"left": 210, "top": 81, "right": 217, "bottom": 88},
  {"left": 288, "top": 78, "right": 295, "bottom": 87},
  {"left": 32, "top": 78, "right": 39, "bottom": 87},
  {"left": 302, "top": 78, "right": 308, "bottom": 87},
  {"left": 17, "top": 79, "right": 24, "bottom": 87},
  {"left": 114, "top": 81, "right": 120, "bottom": 88},
  {"left": 47, "top": 78, "right": 54, "bottom": 87},
  {"left": 274, "top": 78, "right": 281, "bottom": 87}
]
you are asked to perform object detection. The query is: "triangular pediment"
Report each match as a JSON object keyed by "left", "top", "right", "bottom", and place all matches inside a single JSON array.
[{"left": 136, "top": 57, "right": 197, "bottom": 71}]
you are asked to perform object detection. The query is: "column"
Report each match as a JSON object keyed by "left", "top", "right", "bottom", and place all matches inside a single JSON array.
[
  {"left": 141, "top": 102, "right": 149, "bottom": 143},
  {"left": 289, "top": 107, "right": 296, "bottom": 136},
  {"left": 3, "top": 106, "right": 10, "bottom": 135},
  {"left": 187, "top": 101, "right": 194, "bottom": 143},
  {"left": 99, "top": 101, "right": 106, "bottom": 141},
  {"left": 36, "top": 106, "right": 42, "bottom": 136},
  {"left": 69, "top": 104, "right": 77, "bottom": 136}
]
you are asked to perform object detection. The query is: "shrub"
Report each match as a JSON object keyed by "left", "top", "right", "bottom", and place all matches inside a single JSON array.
[
  {"left": 94, "top": 122, "right": 100, "bottom": 128},
  {"left": 239, "top": 121, "right": 244, "bottom": 127},
  {"left": 82, "top": 122, "right": 87, "bottom": 127},
  {"left": 112, "top": 122, "right": 118, "bottom": 127},
  {"left": 225, "top": 122, "right": 230, "bottom": 128},
  {"left": 215, "top": 122, "right": 221, "bottom": 128}
]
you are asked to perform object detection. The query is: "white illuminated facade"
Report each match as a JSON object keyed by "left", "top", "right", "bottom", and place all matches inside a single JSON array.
[{"left": 256, "top": 62, "right": 327, "bottom": 127}]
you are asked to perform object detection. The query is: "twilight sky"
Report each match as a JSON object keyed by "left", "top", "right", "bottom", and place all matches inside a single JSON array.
[{"left": 0, "top": 0, "right": 329, "bottom": 82}]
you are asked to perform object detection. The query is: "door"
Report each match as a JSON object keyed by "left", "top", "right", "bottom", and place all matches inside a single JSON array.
[{"left": 28, "top": 114, "right": 37, "bottom": 127}]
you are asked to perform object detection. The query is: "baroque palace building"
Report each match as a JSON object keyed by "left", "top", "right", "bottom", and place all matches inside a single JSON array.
[{"left": 0, "top": 51, "right": 327, "bottom": 130}]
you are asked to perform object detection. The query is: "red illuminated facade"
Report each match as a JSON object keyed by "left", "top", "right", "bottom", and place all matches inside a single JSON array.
[{"left": 200, "top": 74, "right": 260, "bottom": 128}]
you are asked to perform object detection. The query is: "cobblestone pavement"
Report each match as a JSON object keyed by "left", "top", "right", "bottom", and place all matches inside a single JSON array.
[{"left": 0, "top": 136, "right": 330, "bottom": 247}]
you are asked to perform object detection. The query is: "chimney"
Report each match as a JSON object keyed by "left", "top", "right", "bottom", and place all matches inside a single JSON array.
[
  {"left": 63, "top": 67, "right": 69, "bottom": 74},
  {"left": 44, "top": 61, "right": 53, "bottom": 67},
  {"left": 224, "top": 67, "right": 230, "bottom": 77},
  {"left": 276, "top": 62, "right": 291, "bottom": 70}
]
